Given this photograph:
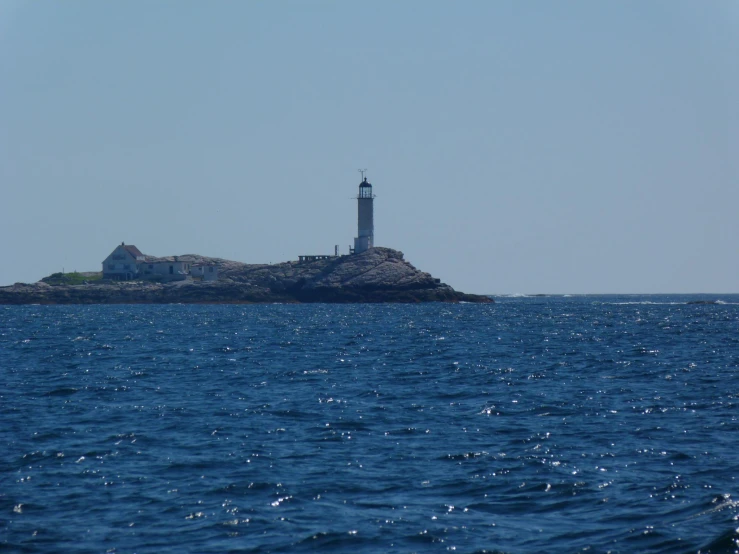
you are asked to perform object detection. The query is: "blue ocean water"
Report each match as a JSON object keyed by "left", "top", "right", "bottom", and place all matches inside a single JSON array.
[{"left": 1, "top": 296, "right": 738, "bottom": 553}]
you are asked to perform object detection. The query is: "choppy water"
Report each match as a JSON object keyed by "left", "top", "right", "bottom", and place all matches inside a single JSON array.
[{"left": 1, "top": 295, "right": 738, "bottom": 553}]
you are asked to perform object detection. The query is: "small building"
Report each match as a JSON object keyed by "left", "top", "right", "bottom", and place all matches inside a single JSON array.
[
  {"left": 102, "top": 242, "right": 146, "bottom": 280},
  {"left": 139, "top": 257, "right": 191, "bottom": 282},
  {"left": 191, "top": 264, "right": 219, "bottom": 281}
]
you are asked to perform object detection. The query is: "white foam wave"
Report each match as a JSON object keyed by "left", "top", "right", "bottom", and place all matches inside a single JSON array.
[{"left": 609, "top": 301, "right": 683, "bottom": 306}]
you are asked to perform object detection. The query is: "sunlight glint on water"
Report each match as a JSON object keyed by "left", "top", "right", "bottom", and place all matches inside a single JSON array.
[{"left": 1, "top": 296, "right": 738, "bottom": 553}]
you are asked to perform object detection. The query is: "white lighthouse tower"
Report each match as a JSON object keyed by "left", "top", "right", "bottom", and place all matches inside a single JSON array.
[{"left": 353, "top": 170, "right": 374, "bottom": 254}]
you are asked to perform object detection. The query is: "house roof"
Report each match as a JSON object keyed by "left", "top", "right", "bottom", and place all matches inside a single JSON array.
[
  {"left": 143, "top": 256, "right": 186, "bottom": 264},
  {"left": 123, "top": 245, "right": 144, "bottom": 257}
]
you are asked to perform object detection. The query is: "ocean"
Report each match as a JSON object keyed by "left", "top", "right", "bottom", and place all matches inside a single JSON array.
[{"left": 1, "top": 296, "right": 738, "bottom": 553}]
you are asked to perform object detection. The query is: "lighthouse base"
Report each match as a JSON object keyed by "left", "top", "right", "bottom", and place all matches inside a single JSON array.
[{"left": 353, "top": 236, "right": 372, "bottom": 254}]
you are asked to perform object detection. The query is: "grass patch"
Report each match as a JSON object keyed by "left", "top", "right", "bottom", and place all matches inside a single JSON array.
[{"left": 41, "top": 272, "right": 103, "bottom": 285}]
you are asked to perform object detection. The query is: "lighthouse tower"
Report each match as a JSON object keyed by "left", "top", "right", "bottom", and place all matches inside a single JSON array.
[{"left": 353, "top": 170, "right": 374, "bottom": 254}]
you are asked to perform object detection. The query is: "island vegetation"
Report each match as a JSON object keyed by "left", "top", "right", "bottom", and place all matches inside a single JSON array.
[{"left": 40, "top": 272, "right": 103, "bottom": 286}]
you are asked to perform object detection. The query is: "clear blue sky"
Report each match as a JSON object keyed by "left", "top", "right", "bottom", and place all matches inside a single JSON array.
[{"left": 1, "top": 1, "right": 736, "bottom": 293}]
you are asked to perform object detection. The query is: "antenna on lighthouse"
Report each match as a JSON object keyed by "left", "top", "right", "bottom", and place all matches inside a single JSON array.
[{"left": 358, "top": 168, "right": 367, "bottom": 181}]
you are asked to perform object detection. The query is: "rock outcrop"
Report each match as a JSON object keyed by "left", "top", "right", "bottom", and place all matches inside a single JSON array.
[{"left": 0, "top": 248, "right": 492, "bottom": 304}]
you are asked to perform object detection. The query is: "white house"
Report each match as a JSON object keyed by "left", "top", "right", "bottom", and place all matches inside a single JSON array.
[
  {"left": 102, "top": 243, "right": 220, "bottom": 282},
  {"left": 102, "top": 243, "right": 146, "bottom": 280}
]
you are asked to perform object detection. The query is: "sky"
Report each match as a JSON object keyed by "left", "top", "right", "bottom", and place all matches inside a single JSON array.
[{"left": 1, "top": 1, "right": 736, "bottom": 294}]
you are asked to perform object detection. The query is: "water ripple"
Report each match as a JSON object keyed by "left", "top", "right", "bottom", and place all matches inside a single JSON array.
[{"left": 1, "top": 297, "right": 738, "bottom": 552}]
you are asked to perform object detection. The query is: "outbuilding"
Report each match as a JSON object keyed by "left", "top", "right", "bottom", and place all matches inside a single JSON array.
[
  {"left": 191, "top": 264, "right": 219, "bottom": 281},
  {"left": 138, "top": 257, "right": 191, "bottom": 282}
]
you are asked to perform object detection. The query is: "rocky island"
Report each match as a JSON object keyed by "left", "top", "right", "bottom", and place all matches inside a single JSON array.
[
  {"left": 2, "top": 174, "right": 492, "bottom": 305},
  {"left": 0, "top": 247, "right": 492, "bottom": 305}
]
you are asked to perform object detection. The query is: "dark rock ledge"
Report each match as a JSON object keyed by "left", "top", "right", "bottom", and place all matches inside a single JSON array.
[{"left": 0, "top": 248, "right": 492, "bottom": 305}]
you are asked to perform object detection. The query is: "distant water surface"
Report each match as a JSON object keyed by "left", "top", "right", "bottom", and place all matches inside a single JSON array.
[{"left": 1, "top": 295, "right": 738, "bottom": 553}]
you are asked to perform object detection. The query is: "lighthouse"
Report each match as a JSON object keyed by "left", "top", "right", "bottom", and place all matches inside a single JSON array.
[{"left": 353, "top": 170, "right": 375, "bottom": 254}]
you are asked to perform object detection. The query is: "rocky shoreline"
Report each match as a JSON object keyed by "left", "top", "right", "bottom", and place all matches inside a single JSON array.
[{"left": 0, "top": 248, "right": 492, "bottom": 305}]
